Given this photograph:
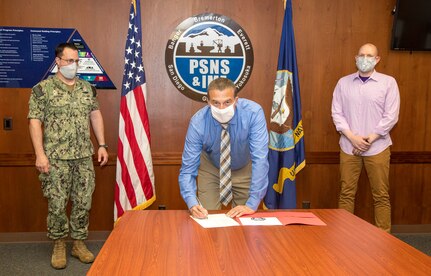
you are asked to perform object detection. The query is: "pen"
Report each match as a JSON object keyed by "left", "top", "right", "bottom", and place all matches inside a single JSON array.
[{"left": 196, "top": 197, "right": 208, "bottom": 219}]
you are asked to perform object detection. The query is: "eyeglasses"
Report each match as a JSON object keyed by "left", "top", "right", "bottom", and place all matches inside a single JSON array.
[
  {"left": 356, "top": 54, "right": 376, "bottom": 58},
  {"left": 59, "top": 57, "right": 80, "bottom": 64}
]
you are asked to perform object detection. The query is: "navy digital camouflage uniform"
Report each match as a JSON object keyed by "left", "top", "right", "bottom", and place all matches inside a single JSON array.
[{"left": 28, "top": 75, "right": 99, "bottom": 240}]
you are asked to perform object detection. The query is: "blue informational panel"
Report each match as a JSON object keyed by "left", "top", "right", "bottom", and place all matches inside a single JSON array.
[{"left": 0, "top": 27, "right": 116, "bottom": 89}]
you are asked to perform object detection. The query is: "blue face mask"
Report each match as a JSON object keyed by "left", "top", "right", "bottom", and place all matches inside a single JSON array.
[{"left": 356, "top": 56, "right": 376, "bottom": 73}]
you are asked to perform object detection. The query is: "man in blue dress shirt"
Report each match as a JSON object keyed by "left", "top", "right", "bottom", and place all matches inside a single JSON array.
[{"left": 179, "top": 78, "right": 269, "bottom": 218}]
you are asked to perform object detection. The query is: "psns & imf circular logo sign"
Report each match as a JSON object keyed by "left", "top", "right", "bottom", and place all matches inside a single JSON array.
[{"left": 165, "top": 13, "right": 254, "bottom": 102}]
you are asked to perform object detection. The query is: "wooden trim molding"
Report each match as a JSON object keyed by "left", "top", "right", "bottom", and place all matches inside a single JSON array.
[
  {"left": 0, "top": 231, "right": 111, "bottom": 243},
  {"left": 0, "top": 152, "right": 183, "bottom": 167},
  {"left": 1, "top": 151, "right": 431, "bottom": 167},
  {"left": 297, "top": 151, "right": 431, "bottom": 164}
]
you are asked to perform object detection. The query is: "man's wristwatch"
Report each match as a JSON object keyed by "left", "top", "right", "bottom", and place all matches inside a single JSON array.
[{"left": 99, "top": 144, "right": 108, "bottom": 149}]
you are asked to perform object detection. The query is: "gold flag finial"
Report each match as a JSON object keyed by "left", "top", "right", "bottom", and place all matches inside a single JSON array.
[{"left": 132, "top": 0, "right": 137, "bottom": 15}]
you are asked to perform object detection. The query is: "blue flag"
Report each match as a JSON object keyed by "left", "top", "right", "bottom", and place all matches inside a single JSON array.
[{"left": 264, "top": 0, "right": 305, "bottom": 209}]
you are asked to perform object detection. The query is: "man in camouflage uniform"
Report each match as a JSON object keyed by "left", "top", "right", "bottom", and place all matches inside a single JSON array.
[{"left": 28, "top": 43, "right": 108, "bottom": 269}]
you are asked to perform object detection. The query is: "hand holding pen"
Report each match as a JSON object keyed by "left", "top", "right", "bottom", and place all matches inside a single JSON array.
[{"left": 190, "top": 197, "right": 208, "bottom": 219}]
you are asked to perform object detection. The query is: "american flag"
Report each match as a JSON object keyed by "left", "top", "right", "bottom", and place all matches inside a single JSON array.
[{"left": 115, "top": 0, "right": 155, "bottom": 221}]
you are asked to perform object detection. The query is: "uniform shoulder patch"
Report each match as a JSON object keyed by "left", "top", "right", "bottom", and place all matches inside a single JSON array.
[{"left": 32, "top": 84, "right": 44, "bottom": 97}]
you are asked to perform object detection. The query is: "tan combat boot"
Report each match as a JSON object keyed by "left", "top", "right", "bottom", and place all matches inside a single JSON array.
[
  {"left": 51, "top": 238, "right": 67, "bottom": 269},
  {"left": 71, "top": 240, "right": 95, "bottom": 263}
]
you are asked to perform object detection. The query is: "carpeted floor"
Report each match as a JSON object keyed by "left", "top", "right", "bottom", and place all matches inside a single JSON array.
[
  {"left": 394, "top": 233, "right": 431, "bottom": 256},
  {"left": 0, "top": 234, "right": 429, "bottom": 275},
  {"left": 0, "top": 241, "right": 104, "bottom": 276}
]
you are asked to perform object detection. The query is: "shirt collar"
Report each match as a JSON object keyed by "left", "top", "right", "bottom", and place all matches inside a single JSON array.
[
  {"left": 354, "top": 70, "right": 380, "bottom": 82},
  {"left": 53, "top": 74, "right": 82, "bottom": 90}
]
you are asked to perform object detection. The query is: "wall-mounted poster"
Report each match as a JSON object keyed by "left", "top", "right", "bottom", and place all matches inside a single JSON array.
[{"left": 0, "top": 26, "right": 115, "bottom": 89}]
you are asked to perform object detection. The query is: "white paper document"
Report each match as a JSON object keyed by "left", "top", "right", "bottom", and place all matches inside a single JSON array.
[
  {"left": 191, "top": 214, "right": 240, "bottom": 228},
  {"left": 239, "top": 217, "right": 283, "bottom": 226}
]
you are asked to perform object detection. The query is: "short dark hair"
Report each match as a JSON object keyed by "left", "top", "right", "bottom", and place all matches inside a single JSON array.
[
  {"left": 207, "top": 78, "right": 237, "bottom": 97},
  {"left": 55, "top": 43, "right": 78, "bottom": 57}
]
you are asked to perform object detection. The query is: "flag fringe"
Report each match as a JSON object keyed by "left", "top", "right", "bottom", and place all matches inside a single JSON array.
[{"left": 114, "top": 195, "right": 156, "bottom": 226}]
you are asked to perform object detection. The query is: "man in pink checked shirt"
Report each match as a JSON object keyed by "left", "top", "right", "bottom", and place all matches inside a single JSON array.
[{"left": 331, "top": 43, "right": 400, "bottom": 233}]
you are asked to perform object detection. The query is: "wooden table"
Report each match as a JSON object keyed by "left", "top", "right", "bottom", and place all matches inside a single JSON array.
[{"left": 88, "top": 209, "right": 431, "bottom": 275}]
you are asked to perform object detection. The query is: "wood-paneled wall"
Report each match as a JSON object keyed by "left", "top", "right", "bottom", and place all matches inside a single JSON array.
[{"left": 0, "top": 0, "right": 430, "bottom": 233}]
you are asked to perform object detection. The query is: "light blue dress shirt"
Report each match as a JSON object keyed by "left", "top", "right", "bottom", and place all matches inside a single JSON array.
[{"left": 179, "top": 98, "right": 269, "bottom": 210}]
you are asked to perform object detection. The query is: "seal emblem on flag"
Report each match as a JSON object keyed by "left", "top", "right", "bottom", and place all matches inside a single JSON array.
[
  {"left": 165, "top": 13, "right": 254, "bottom": 102},
  {"left": 269, "top": 70, "right": 294, "bottom": 151}
]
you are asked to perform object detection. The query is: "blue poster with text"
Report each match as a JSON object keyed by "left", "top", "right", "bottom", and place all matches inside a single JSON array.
[{"left": 0, "top": 27, "right": 115, "bottom": 89}]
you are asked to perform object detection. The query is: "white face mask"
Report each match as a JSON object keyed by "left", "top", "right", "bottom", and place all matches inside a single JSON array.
[
  {"left": 210, "top": 103, "right": 235, "bottom": 124},
  {"left": 356, "top": 56, "right": 377, "bottom": 73},
  {"left": 59, "top": 62, "right": 77, "bottom": 79}
]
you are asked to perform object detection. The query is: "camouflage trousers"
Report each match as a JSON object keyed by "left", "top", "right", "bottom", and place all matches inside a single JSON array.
[{"left": 39, "top": 157, "right": 95, "bottom": 240}]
